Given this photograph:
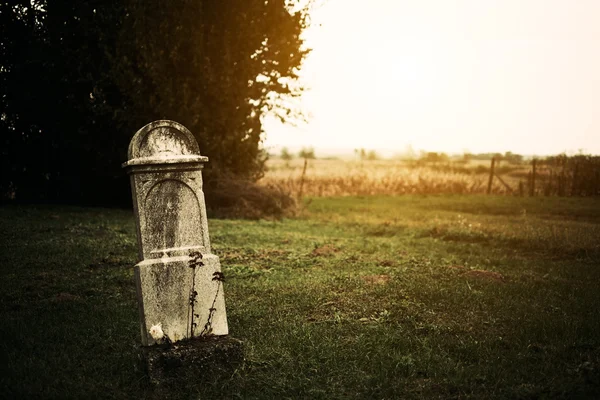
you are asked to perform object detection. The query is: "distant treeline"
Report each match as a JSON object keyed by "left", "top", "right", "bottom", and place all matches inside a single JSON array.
[{"left": 416, "top": 151, "right": 524, "bottom": 164}]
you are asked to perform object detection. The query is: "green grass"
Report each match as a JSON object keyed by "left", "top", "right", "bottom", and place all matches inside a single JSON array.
[{"left": 1, "top": 195, "right": 599, "bottom": 399}]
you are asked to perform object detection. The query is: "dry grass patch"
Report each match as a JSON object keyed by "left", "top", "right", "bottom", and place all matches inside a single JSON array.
[{"left": 261, "top": 158, "right": 522, "bottom": 197}]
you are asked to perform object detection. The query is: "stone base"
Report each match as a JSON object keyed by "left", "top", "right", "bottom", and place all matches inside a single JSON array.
[{"left": 139, "top": 335, "right": 244, "bottom": 387}]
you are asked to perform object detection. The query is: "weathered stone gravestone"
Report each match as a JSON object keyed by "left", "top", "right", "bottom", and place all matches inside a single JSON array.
[{"left": 123, "top": 120, "right": 228, "bottom": 346}]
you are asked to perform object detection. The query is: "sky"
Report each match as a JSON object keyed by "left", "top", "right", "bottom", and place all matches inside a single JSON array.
[{"left": 262, "top": 0, "right": 600, "bottom": 156}]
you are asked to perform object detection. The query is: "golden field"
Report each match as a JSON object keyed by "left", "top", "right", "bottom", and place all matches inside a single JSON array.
[{"left": 259, "top": 158, "right": 530, "bottom": 197}]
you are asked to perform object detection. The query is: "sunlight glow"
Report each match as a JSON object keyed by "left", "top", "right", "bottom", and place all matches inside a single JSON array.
[{"left": 263, "top": 0, "right": 600, "bottom": 156}]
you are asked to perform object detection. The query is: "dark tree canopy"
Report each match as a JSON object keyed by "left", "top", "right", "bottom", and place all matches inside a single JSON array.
[{"left": 1, "top": 0, "right": 310, "bottom": 206}]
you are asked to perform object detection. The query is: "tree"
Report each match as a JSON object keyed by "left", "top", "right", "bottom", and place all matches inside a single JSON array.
[
  {"left": 366, "top": 150, "right": 379, "bottom": 161},
  {"left": 420, "top": 152, "right": 449, "bottom": 163},
  {"left": 354, "top": 148, "right": 379, "bottom": 161},
  {"left": 113, "top": 0, "right": 311, "bottom": 180},
  {"left": 1, "top": 0, "right": 312, "bottom": 205},
  {"left": 504, "top": 151, "right": 523, "bottom": 164},
  {"left": 299, "top": 147, "right": 315, "bottom": 159},
  {"left": 281, "top": 147, "right": 293, "bottom": 161}
]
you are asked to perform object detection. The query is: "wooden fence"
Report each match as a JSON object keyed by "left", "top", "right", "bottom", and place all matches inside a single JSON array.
[{"left": 488, "top": 155, "right": 600, "bottom": 197}]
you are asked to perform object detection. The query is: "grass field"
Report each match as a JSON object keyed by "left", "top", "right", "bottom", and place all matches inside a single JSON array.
[{"left": 1, "top": 195, "right": 600, "bottom": 399}]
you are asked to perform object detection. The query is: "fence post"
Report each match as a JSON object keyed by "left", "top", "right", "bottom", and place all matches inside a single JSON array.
[
  {"left": 545, "top": 170, "right": 553, "bottom": 196},
  {"left": 530, "top": 158, "right": 536, "bottom": 196},
  {"left": 519, "top": 181, "right": 524, "bottom": 197},
  {"left": 571, "top": 162, "right": 579, "bottom": 196},
  {"left": 297, "top": 157, "right": 308, "bottom": 199},
  {"left": 487, "top": 157, "right": 496, "bottom": 194},
  {"left": 558, "top": 171, "right": 565, "bottom": 196}
]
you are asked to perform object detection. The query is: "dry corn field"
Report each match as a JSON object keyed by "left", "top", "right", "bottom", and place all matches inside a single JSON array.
[{"left": 259, "top": 158, "right": 529, "bottom": 197}]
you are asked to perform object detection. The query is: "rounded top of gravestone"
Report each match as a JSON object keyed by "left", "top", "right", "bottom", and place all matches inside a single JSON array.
[{"left": 123, "top": 120, "right": 208, "bottom": 167}]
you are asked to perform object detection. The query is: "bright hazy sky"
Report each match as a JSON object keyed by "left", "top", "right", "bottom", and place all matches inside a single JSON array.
[{"left": 262, "top": 0, "right": 600, "bottom": 156}]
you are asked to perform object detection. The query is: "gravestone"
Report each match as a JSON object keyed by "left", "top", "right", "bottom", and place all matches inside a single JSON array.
[{"left": 123, "top": 120, "right": 229, "bottom": 346}]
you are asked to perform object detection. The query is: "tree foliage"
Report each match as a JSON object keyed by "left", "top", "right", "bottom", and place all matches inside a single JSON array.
[
  {"left": 355, "top": 148, "right": 379, "bottom": 161},
  {"left": 280, "top": 147, "right": 293, "bottom": 161},
  {"left": 299, "top": 147, "right": 315, "bottom": 159},
  {"left": 1, "top": 0, "right": 310, "bottom": 205}
]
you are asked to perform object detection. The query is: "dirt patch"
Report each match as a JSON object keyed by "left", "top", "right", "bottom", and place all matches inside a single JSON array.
[
  {"left": 312, "top": 244, "right": 339, "bottom": 256},
  {"left": 379, "top": 260, "right": 396, "bottom": 267},
  {"left": 260, "top": 249, "right": 289, "bottom": 258}
]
